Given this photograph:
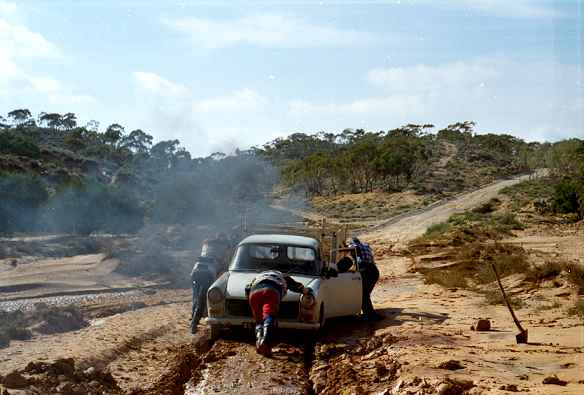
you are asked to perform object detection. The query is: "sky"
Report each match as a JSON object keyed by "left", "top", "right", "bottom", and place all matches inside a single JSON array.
[{"left": 0, "top": 0, "right": 583, "bottom": 156}]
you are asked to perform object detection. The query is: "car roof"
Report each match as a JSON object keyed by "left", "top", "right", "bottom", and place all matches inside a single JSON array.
[{"left": 239, "top": 234, "right": 319, "bottom": 249}]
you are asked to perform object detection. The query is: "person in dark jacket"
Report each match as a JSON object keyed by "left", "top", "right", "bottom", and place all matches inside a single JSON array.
[
  {"left": 245, "top": 270, "right": 309, "bottom": 356},
  {"left": 190, "top": 232, "right": 232, "bottom": 334},
  {"left": 346, "top": 237, "right": 383, "bottom": 321}
]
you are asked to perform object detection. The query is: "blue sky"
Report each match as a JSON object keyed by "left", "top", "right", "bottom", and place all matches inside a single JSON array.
[{"left": 1, "top": 1, "right": 582, "bottom": 156}]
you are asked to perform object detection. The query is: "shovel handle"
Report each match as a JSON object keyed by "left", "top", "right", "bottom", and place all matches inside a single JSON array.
[{"left": 490, "top": 262, "right": 525, "bottom": 333}]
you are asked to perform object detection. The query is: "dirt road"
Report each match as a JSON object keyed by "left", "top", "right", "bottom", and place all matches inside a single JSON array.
[{"left": 366, "top": 174, "right": 533, "bottom": 248}]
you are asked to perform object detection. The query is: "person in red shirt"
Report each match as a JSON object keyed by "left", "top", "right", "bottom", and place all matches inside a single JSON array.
[{"left": 246, "top": 270, "right": 309, "bottom": 356}]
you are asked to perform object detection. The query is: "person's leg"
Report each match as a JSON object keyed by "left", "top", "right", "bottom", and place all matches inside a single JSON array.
[
  {"left": 249, "top": 288, "right": 270, "bottom": 354},
  {"left": 258, "top": 288, "right": 280, "bottom": 357},
  {"left": 361, "top": 271, "right": 375, "bottom": 315},
  {"left": 362, "top": 267, "right": 381, "bottom": 319},
  {"left": 201, "top": 271, "right": 212, "bottom": 317},
  {"left": 191, "top": 272, "right": 200, "bottom": 333},
  {"left": 248, "top": 289, "right": 265, "bottom": 323}
]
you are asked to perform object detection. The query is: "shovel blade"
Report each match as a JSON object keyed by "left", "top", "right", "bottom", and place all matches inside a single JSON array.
[{"left": 516, "top": 329, "right": 528, "bottom": 344}]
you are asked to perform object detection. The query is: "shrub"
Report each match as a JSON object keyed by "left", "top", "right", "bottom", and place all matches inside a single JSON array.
[
  {"left": 568, "top": 300, "right": 584, "bottom": 318},
  {"left": 0, "top": 173, "right": 49, "bottom": 233},
  {"left": 472, "top": 198, "right": 500, "bottom": 214},
  {"left": 525, "top": 261, "right": 564, "bottom": 283},
  {"left": 553, "top": 180, "right": 582, "bottom": 215},
  {"left": 424, "top": 222, "right": 450, "bottom": 238},
  {"left": 483, "top": 289, "right": 525, "bottom": 309},
  {"left": 47, "top": 181, "right": 144, "bottom": 234},
  {"left": 491, "top": 212, "right": 524, "bottom": 231},
  {"left": 5, "top": 326, "right": 32, "bottom": 341},
  {"left": 472, "top": 243, "right": 529, "bottom": 284},
  {"left": 422, "top": 269, "right": 468, "bottom": 288},
  {"left": 565, "top": 264, "right": 584, "bottom": 293},
  {"left": 448, "top": 211, "right": 484, "bottom": 226},
  {"left": 0, "top": 131, "right": 41, "bottom": 158}
]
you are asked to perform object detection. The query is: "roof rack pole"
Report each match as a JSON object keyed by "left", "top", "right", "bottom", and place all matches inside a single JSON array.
[{"left": 331, "top": 231, "right": 337, "bottom": 264}]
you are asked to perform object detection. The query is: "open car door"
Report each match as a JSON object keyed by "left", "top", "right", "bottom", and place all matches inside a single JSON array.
[{"left": 323, "top": 268, "right": 362, "bottom": 318}]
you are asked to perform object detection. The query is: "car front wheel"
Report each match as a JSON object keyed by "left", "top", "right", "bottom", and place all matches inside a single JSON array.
[
  {"left": 318, "top": 304, "right": 326, "bottom": 332},
  {"left": 209, "top": 325, "right": 221, "bottom": 342}
]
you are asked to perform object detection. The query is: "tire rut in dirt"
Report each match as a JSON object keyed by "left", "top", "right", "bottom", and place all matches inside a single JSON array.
[
  {"left": 129, "top": 330, "right": 214, "bottom": 395},
  {"left": 186, "top": 330, "right": 316, "bottom": 394}
]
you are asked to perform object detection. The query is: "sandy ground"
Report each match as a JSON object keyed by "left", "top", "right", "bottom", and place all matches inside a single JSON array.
[
  {"left": 0, "top": 253, "right": 156, "bottom": 302},
  {"left": 1, "top": 173, "right": 583, "bottom": 394}
]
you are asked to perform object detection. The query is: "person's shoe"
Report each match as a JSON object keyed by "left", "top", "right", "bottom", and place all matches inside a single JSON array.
[
  {"left": 255, "top": 324, "right": 264, "bottom": 351},
  {"left": 257, "top": 342, "right": 272, "bottom": 357}
]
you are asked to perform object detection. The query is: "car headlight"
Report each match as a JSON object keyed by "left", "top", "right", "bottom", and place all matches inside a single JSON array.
[
  {"left": 301, "top": 292, "right": 315, "bottom": 308},
  {"left": 208, "top": 287, "right": 224, "bottom": 304}
]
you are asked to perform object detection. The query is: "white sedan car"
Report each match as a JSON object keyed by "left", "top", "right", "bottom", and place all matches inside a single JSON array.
[{"left": 206, "top": 234, "right": 362, "bottom": 338}]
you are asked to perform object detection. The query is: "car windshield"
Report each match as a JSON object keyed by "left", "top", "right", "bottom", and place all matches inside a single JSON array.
[{"left": 230, "top": 244, "right": 320, "bottom": 276}]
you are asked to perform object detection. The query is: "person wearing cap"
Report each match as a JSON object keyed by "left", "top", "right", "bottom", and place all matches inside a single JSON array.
[
  {"left": 245, "top": 270, "right": 310, "bottom": 356},
  {"left": 345, "top": 237, "right": 383, "bottom": 321}
]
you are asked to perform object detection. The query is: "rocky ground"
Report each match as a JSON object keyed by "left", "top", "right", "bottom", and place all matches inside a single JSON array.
[{"left": 1, "top": 174, "right": 583, "bottom": 394}]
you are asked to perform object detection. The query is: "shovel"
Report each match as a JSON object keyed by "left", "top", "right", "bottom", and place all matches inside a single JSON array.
[{"left": 490, "top": 262, "right": 528, "bottom": 344}]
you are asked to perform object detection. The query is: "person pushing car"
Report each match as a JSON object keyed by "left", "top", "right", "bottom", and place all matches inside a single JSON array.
[
  {"left": 343, "top": 236, "right": 383, "bottom": 321},
  {"left": 190, "top": 232, "right": 232, "bottom": 334},
  {"left": 245, "top": 270, "right": 310, "bottom": 356}
]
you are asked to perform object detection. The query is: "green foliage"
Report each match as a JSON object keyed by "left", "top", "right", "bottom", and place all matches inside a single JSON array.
[
  {"left": 564, "top": 263, "right": 584, "bottom": 293},
  {"left": 553, "top": 179, "right": 583, "bottom": 215},
  {"left": 568, "top": 300, "right": 584, "bottom": 318},
  {"left": 525, "top": 261, "right": 564, "bottom": 284},
  {"left": 262, "top": 125, "right": 431, "bottom": 196},
  {"left": 424, "top": 222, "right": 450, "bottom": 237},
  {"left": 0, "top": 131, "right": 41, "bottom": 158},
  {"left": 500, "top": 179, "right": 555, "bottom": 200},
  {"left": 423, "top": 269, "right": 468, "bottom": 288},
  {"left": 0, "top": 173, "right": 49, "bottom": 233},
  {"left": 483, "top": 289, "right": 525, "bottom": 309},
  {"left": 47, "top": 181, "right": 144, "bottom": 234}
]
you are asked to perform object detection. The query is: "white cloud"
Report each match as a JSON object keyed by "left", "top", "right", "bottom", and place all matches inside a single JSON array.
[
  {"left": 130, "top": 72, "right": 273, "bottom": 155},
  {"left": 426, "top": 0, "right": 561, "bottom": 18},
  {"left": 0, "top": 18, "right": 61, "bottom": 58},
  {"left": 287, "top": 57, "right": 584, "bottom": 142},
  {"left": 367, "top": 61, "right": 499, "bottom": 93},
  {"left": 0, "top": 2, "right": 16, "bottom": 15},
  {"left": 163, "top": 14, "right": 376, "bottom": 48},
  {"left": 192, "top": 88, "right": 268, "bottom": 113},
  {"left": 0, "top": 11, "right": 95, "bottom": 106},
  {"left": 133, "top": 71, "right": 191, "bottom": 99}
]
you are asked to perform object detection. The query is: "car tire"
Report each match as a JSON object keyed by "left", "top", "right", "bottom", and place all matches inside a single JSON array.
[
  {"left": 318, "top": 304, "right": 326, "bottom": 333},
  {"left": 209, "top": 325, "right": 221, "bottom": 342}
]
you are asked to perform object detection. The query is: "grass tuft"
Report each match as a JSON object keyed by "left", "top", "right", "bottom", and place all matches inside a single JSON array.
[{"left": 568, "top": 300, "right": 584, "bottom": 318}]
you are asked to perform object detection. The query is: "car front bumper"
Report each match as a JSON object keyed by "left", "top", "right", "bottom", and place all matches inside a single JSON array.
[{"left": 207, "top": 317, "right": 320, "bottom": 330}]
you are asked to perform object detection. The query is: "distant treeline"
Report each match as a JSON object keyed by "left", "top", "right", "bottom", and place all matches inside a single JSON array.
[
  {"left": 1, "top": 109, "right": 583, "bottom": 234},
  {"left": 0, "top": 109, "right": 276, "bottom": 234},
  {"left": 256, "top": 122, "right": 582, "bottom": 200}
]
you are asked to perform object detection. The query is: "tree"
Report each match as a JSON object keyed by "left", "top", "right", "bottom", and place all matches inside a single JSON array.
[
  {"left": 0, "top": 173, "right": 49, "bottom": 232},
  {"left": 151, "top": 139, "right": 180, "bottom": 159},
  {"left": 61, "top": 113, "right": 77, "bottom": 130},
  {"left": 103, "top": 123, "right": 125, "bottom": 146},
  {"left": 85, "top": 120, "right": 100, "bottom": 132},
  {"left": 121, "top": 129, "right": 153, "bottom": 154},
  {"left": 0, "top": 132, "right": 41, "bottom": 158},
  {"left": 0, "top": 116, "right": 8, "bottom": 129},
  {"left": 39, "top": 112, "right": 63, "bottom": 129},
  {"left": 7, "top": 109, "right": 32, "bottom": 126}
]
